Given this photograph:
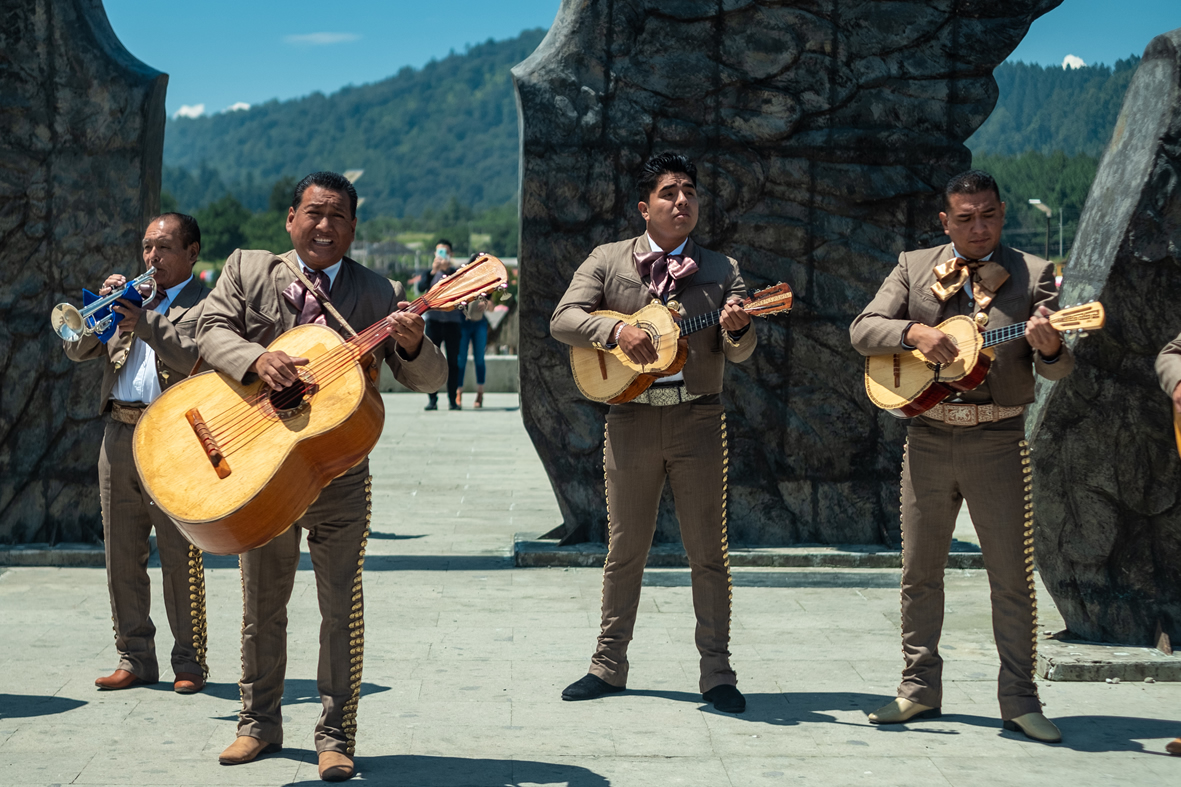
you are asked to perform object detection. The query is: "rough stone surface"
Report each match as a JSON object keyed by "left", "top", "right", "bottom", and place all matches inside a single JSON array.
[
  {"left": 514, "top": 0, "right": 1059, "bottom": 545},
  {"left": 1027, "top": 29, "right": 1181, "bottom": 647},
  {"left": 0, "top": 1, "right": 166, "bottom": 544}
]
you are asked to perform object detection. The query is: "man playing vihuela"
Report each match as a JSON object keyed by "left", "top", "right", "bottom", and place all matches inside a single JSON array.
[
  {"left": 197, "top": 172, "right": 446, "bottom": 781},
  {"left": 850, "top": 170, "right": 1074, "bottom": 743},
  {"left": 550, "top": 152, "right": 757, "bottom": 713}
]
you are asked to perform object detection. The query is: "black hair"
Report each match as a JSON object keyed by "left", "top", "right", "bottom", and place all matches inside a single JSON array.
[
  {"left": 436, "top": 239, "right": 453, "bottom": 250},
  {"left": 637, "top": 152, "right": 697, "bottom": 200},
  {"left": 944, "top": 170, "right": 1001, "bottom": 210},
  {"left": 291, "top": 171, "right": 359, "bottom": 218},
  {"left": 148, "top": 212, "right": 201, "bottom": 249}
]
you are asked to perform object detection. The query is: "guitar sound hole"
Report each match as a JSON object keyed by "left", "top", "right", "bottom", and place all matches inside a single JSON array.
[{"left": 270, "top": 378, "right": 313, "bottom": 420}]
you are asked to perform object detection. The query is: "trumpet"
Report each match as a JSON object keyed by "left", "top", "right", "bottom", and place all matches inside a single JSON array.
[{"left": 51, "top": 267, "right": 158, "bottom": 343}]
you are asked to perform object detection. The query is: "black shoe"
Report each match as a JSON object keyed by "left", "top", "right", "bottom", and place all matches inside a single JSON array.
[
  {"left": 703, "top": 684, "right": 746, "bottom": 714},
  {"left": 561, "top": 674, "right": 625, "bottom": 701},
  {"left": 424, "top": 398, "right": 438, "bottom": 411},
  {"left": 448, "top": 403, "right": 461, "bottom": 411}
]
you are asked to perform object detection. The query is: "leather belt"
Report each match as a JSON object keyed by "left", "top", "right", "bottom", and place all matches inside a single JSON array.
[
  {"left": 632, "top": 383, "right": 701, "bottom": 406},
  {"left": 924, "top": 402, "right": 1024, "bottom": 426},
  {"left": 109, "top": 401, "right": 148, "bottom": 425}
]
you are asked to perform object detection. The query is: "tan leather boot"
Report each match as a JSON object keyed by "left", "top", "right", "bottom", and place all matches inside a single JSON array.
[
  {"left": 868, "top": 697, "right": 940, "bottom": 724},
  {"left": 1003, "top": 712, "right": 1062, "bottom": 743},
  {"left": 319, "top": 750, "right": 355, "bottom": 781},
  {"left": 219, "top": 736, "right": 281, "bottom": 765}
]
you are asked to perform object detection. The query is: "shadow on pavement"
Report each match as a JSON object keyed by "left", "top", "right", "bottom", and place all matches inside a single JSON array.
[
  {"left": 620, "top": 689, "right": 894, "bottom": 726},
  {"left": 643, "top": 571, "right": 901, "bottom": 588},
  {"left": 367, "top": 532, "right": 427, "bottom": 540},
  {"left": 289, "top": 754, "right": 607, "bottom": 786},
  {"left": 203, "top": 554, "right": 513, "bottom": 571},
  {"left": 0, "top": 693, "right": 87, "bottom": 719},
  {"left": 201, "top": 678, "right": 391, "bottom": 708}
]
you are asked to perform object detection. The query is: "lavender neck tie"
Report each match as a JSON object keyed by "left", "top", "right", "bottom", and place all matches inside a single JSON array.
[
  {"left": 633, "top": 249, "right": 699, "bottom": 301},
  {"left": 283, "top": 269, "right": 331, "bottom": 325}
]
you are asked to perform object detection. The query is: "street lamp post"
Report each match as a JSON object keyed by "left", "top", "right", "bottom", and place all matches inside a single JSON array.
[{"left": 1029, "top": 199, "right": 1052, "bottom": 259}]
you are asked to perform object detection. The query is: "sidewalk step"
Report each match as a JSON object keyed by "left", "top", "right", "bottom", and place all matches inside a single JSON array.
[{"left": 1037, "top": 636, "right": 1181, "bottom": 682}]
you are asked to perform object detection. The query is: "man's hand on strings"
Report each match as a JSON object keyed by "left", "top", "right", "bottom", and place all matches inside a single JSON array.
[
  {"left": 387, "top": 302, "right": 424, "bottom": 357},
  {"left": 720, "top": 299, "right": 751, "bottom": 333},
  {"left": 1026, "top": 305, "right": 1062, "bottom": 358},
  {"left": 906, "top": 324, "right": 959, "bottom": 365},
  {"left": 616, "top": 322, "right": 659, "bottom": 366},
  {"left": 250, "top": 351, "right": 308, "bottom": 391}
]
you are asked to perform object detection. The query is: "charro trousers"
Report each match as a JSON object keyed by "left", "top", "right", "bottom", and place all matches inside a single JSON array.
[
  {"left": 590, "top": 395, "right": 737, "bottom": 694},
  {"left": 97, "top": 416, "right": 207, "bottom": 681},
  {"left": 898, "top": 416, "right": 1041, "bottom": 720},
  {"left": 237, "top": 468, "right": 370, "bottom": 756}
]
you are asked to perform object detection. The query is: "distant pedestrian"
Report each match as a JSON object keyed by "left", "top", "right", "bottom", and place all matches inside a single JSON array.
[
  {"left": 457, "top": 252, "right": 490, "bottom": 408},
  {"left": 419, "top": 239, "right": 462, "bottom": 410}
]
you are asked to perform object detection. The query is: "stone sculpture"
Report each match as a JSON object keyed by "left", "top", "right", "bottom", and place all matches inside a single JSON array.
[
  {"left": 0, "top": 1, "right": 166, "bottom": 543},
  {"left": 514, "top": 0, "right": 1061, "bottom": 544},
  {"left": 1027, "top": 28, "right": 1181, "bottom": 646}
]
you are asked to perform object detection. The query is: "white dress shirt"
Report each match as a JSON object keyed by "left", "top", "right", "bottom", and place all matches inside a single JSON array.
[
  {"left": 110, "top": 276, "right": 193, "bottom": 404},
  {"left": 296, "top": 255, "right": 342, "bottom": 289}
]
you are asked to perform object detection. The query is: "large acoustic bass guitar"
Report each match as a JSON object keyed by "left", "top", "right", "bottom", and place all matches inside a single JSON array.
[
  {"left": 864, "top": 301, "right": 1105, "bottom": 417},
  {"left": 570, "top": 283, "right": 793, "bottom": 403},
  {"left": 133, "top": 254, "right": 508, "bottom": 555}
]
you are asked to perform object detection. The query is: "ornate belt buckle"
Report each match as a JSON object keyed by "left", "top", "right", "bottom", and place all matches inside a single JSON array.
[{"left": 944, "top": 403, "right": 978, "bottom": 426}]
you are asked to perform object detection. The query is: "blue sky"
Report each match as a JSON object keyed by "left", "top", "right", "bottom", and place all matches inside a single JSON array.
[{"left": 103, "top": 0, "right": 1180, "bottom": 118}]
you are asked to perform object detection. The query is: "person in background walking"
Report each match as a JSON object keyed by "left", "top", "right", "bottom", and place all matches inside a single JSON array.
[
  {"left": 456, "top": 252, "right": 490, "bottom": 408},
  {"left": 419, "top": 239, "right": 462, "bottom": 410}
]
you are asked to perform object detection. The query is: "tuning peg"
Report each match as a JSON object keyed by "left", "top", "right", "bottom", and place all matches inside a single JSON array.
[{"left": 1078, "top": 331, "right": 1088, "bottom": 338}]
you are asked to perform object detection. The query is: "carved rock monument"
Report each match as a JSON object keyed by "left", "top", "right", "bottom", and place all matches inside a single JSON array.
[
  {"left": 0, "top": 1, "right": 166, "bottom": 544},
  {"left": 514, "top": 0, "right": 1061, "bottom": 544},
  {"left": 1027, "top": 29, "right": 1181, "bottom": 646}
]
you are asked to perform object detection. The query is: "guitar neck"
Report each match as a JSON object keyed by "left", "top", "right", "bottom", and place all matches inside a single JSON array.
[
  {"left": 679, "top": 308, "right": 725, "bottom": 337},
  {"left": 345, "top": 296, "right": 431, "bottom": 355},
  {"left": 980, "top": 321, "right": 1028, "bottom": 349}
]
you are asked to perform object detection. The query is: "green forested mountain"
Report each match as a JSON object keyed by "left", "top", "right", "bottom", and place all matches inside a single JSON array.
[
  {"left": 164, "top": 29, "right": 546, "bottom": 217},
  {"left": 967, "top": 57, "right": 1138, "bottom": 157}
]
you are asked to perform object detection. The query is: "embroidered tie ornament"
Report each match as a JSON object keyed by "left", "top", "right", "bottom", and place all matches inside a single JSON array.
[
  {"left": 283, "top": 269, "right": 331, "bottom": 326},
  {"left": 930, "top": 257, "right": 1010, "bottom": 311}
]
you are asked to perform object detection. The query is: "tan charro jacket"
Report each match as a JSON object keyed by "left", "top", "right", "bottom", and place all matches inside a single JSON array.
[
  {"left": 1155, "top": 333, "right": 1181, "bottom": 396},
  {"left": 64, "top": 276, "right": 211, "bottom": 415},
  {"left": 550, "top": 235, "right": 757, "bottom": 395},
  {"left": 849, "top": 242, "right": 1074, "bottom": 407},
  {"left": 196, "top": 248, "right": 447, "bottom": 392}
]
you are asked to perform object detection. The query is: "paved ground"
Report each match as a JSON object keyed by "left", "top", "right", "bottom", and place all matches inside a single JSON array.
[{"left": 1, "top": 394, "right": 1177, "bottom": 786}]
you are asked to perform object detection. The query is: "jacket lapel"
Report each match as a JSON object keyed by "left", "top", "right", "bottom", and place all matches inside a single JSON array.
[
  {"left": 165, "top": 277, "right": 205, "bottom": 321},
  {"left": 331, "top": 258, "right": 360, "bottom": 328},
  {"left": 274, "top": 250, "right": 301, "bottom": 332}
]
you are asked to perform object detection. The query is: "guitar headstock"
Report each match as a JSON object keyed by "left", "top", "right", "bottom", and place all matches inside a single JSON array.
[
  {"left": 1050, "top": 301, "right": 1105, "bottom": 334},
  {"left": 423, "top": 254, "right": 509, "bottom": 311},
  {"left": 744, "top": 283, "right": 794, "bottom": 317}
]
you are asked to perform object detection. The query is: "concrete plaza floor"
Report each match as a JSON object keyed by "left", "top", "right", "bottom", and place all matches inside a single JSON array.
[{"left": 1, "top": 393, "right": 1178, "bottom": 786}]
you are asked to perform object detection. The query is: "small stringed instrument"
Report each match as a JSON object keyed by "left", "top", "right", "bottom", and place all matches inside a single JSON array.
[
  {"left": 864, "top": 301, "right": 1106, "bottom": 418},
  {"left": 570, "top": 283, "right": 793, "bottom": 404},
  {"left": 133, "top": 254, "right": 508, "bottom": 555}
]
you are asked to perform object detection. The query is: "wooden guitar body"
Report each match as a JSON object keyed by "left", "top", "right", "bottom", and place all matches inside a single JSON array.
[
  {"left": 569, "top": 303, "right": 683, "bottom": 403},
  {"left": 133, "top": 324, "right": 384, "bottom": 555},
  {"left": 864, "top": 315, "right": 984, "bottom": 415}
]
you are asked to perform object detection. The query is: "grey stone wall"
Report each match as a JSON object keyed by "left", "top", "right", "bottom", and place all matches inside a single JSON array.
[
  {"left": 0, "top": 1, "right": 165, "bottom": 543},
  {"left": 1026, "top": 29, "right": 1181, "bottom": 646},
  {"left": 514, "top": 0, "right": 1060, "bottom": 545}
]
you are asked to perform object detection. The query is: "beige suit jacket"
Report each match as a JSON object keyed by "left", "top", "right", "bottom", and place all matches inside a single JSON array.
[
  {"left": 1155, "top": 333, "right": 1181, "bottom": 396},
  {"left": 849, "top": 242, "right": 1074, "bottom": 407},
  {"left": 196, "top": 249, "right": 446, "bottom": 393},
  {"left": 64, "top": 276, "right": 211, "bottom": 414},
  {"left": 550, "top": 235, "right": 757, "bottom": 396}
]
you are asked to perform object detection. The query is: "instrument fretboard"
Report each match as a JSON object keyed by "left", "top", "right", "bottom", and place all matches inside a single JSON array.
[
  {"left": 679, "top": 309, "right": 723, "bottom": 337},
  {"left": 981, "top": 322, "right": 1027, "bottom": 348}
]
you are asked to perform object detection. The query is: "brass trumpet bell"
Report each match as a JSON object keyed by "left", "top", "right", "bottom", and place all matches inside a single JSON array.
[{"left": 51, "top": 267, "right": 157, "bottom": 343}]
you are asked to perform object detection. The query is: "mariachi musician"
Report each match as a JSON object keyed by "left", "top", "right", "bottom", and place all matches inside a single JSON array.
[
  {"left": 1153, "top": 336, "right": 1181, "bottom": 757},
  {"left": 550, "top": 152, "right": 757, "bottom": 714},
  {"left": 196, "top": 171, "right": 445, "bottom": 781},
  {"left": 850, "top": 170, "right": 1073, "bottom": 742},
  {"left": 63, "top": 213, "right": 212, "bottom": 694}
]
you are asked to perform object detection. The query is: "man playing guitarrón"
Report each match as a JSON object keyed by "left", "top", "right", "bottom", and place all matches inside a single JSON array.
[
  {"left": 551, "top": 152, "right": 756, "bottom": 713},
  {"left": 850, "top": 170, "right": 1073, "bottom": 743},
  {"left": 197, "top": 171, "right": 446, "bottom": 781}
]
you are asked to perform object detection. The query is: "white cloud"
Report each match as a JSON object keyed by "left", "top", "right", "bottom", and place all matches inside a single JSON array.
[
  {"left": 174, "top": 104, "right": 205, "bottom": 119},
  {"left": 226, "top": 102, "right": 251, "bottom": 112},
  {"left": 1063, "top": 54, "right": 1086, "bottom": 70},
  {"left": 284, "top": 32, "right": 360, "bottom": 46}
]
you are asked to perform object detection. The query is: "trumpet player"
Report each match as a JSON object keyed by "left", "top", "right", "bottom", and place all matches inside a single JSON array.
[{"left": 62, "top": 212, "right": 212, "bottom": 694}]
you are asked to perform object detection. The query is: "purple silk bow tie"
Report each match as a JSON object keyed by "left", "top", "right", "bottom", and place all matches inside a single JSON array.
[
  {"left": 633, "top": 249, "right": 699, "bottom": 301},
  {"left": 282, "top": 269, "right": 331, "bottom": 326}
]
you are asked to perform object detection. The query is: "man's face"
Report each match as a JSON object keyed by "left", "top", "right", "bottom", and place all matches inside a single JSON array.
[
  {"left": 142, "top": 216, "right": 198, "bottom": 290},
  {"left": 940, "top": 191, "right": 1006, "bottom": 260},
  {"left": 286, "top": 184, "right": 357, "bottom": 269},
  {"left": 639, "top": 172, "right": 698, "bottom": 241}
]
